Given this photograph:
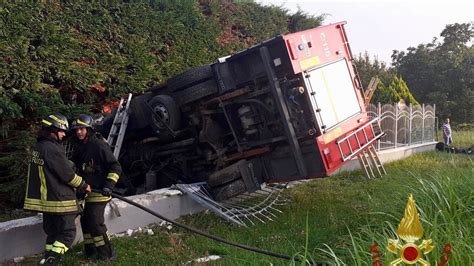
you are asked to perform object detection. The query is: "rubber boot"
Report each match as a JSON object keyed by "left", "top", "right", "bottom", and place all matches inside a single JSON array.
[
  {"left": 40, "top": 251, "right": 62, "bottom": 266},
  {"left": 39, "top": 251, "right": 52, "bottom": 265},
  {"left": 84, "top": 243, "right": 96, "bottom": 258},
  {"left": 96, "top": 234, "right": 116, "bottom": 261},
  {"left": 96, "top": 244, "right": 116, "bottom": 261}
]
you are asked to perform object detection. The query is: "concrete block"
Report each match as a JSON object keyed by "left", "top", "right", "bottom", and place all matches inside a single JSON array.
[
  {"left": 331, "top": 142, "right": 436, "bottom": 175},
  {"left": 0, "top": 215, "right": 45, "bottom": 261},
  {"left": 0, "top": 189, "right": 204, "bottom": 262}
]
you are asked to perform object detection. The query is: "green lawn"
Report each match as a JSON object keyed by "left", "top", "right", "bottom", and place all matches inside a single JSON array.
[{"left": 437, "top": 129, "right": 474, "bottom": 147}]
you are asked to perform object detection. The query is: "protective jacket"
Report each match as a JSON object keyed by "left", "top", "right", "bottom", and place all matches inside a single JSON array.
[
  {"left": 24, "top": 135, "right": 85, "bottom": 214},
  {"left": 72, "top": 133, "right": 121, "bottom": 202}
]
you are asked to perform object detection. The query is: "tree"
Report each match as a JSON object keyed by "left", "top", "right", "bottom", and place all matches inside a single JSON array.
[
  {"left": 372, "top": 81, "right": 398, "bottom": 104},
  {"left": 288, "top": 8, "right": 325, "bottom": 32},
  {"left": 354, "top": 51, "right": 392, "bottom": 90},
  {"left": 354, "top": 52, "right": 419, "bottom": 105},
  {"left": 392, "top": 23, "right": 473, "bottom": 124},
  {"left": 392, "top": 76, "right": 419, "bottom": 106}
]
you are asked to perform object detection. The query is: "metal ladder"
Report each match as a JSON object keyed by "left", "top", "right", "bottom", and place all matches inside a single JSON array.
[
  {"left": 363, "top": 77, "right": 380, "bottom": 106},
  {"left": 337, "top": 118, "right": 384, "bottom": 162},
  {"left": 106, "top": 93, "right": 132, "bottom": 159},
  {"left": 367, "top": 145, "right": 386, "bottom": 177},
  {"left": 357, "top": 149, "right": 374, "bottom": 179},
  {"left": 357, "top": 145, "right": 386, "bottom": 178},
  {"left": 336, "top": 118, "right": 386, "bottom": 178}
]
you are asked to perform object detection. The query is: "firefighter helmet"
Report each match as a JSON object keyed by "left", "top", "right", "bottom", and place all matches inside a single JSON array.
[
  {"left": 71, "top": 114, "right": 94, "bottom": 130},
  {"left": 41, "top": 114, "right": 69, "bottom": 131}
]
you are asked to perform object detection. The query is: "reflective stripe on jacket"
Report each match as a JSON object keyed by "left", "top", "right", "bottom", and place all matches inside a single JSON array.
[
  {"left": 24, "top": 136, "right": 83, "bottom": 214},
  {"left": 71, "top": 133, "right": 121, "bottom": 203},
  {"left": 85, "top": 192, "right": 112, "bottom": 203}
]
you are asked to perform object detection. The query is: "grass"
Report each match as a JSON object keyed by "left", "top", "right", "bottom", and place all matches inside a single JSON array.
[
  {"left": 437, "top": 129, "right": 474, "bottom": 147},
  {"left": 337, "top": 157, "right": 473, "bottom": 265},
  {"left": 23, "top": 131, "right": 474, "bottom": 265}
]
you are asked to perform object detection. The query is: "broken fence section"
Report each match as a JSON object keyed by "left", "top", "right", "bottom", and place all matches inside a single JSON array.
[{"left": 175, "top": 183, "right": 291, "bottom": 227}]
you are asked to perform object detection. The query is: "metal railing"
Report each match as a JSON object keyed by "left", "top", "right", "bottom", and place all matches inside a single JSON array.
[{"left": 367, "top": 103, "right": 436, "bottom": 150}]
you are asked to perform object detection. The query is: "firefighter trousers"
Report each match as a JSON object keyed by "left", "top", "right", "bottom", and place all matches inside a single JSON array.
[
  {"left": 81, "top": 202, "right": 114, "bottom": 259},
  {"left": 43, "top": 213, "right": 77, "bottom": 254}
]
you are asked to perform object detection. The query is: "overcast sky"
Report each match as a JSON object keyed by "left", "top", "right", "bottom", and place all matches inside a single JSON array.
[{"left": 257, "top": 0, "right": 473, "bottom": 65}]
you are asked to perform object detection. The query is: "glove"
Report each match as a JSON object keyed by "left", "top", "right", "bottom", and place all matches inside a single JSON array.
[
  {"left": 77, "top": 181, "right": 90, "bottom": 194},
  {"left": 101, "top": 180, "right": 115, "bottom": 196},
  {"left": 101, "top": 187, "right": 112, "bottom": 196}
]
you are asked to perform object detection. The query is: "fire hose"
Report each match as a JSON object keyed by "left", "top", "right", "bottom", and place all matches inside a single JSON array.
[{"left": 93, "top": 189, "right": 326, "bottom": 265}]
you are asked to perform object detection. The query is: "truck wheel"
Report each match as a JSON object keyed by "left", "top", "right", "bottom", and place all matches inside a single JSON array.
[
  {"left": 167, "top": 64, "right": 214, "bottom": 92},
  {"left": 149, "top": 95, "right": 181, "bottom": 134},
  {"left": 129, "top": 94, "right": 152, "bottom": 130},
  {"left": 211, "top": 179, "right": 247, "bottom": 201},
  {"left": 173, "top": 79, "right": 219, "bottom": 106}
]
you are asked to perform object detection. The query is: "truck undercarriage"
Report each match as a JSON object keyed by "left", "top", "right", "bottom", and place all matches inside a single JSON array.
[{"left": 98, "top": 22, "right": 384, "bottom": 200}]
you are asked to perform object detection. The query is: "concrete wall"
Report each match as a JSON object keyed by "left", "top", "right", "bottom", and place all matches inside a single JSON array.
[
  {"left": 0, "top": 189, "right": 204, "bottom": 262},
  {"left": 0, "top": 142, "right": 435, "bottom": 262},
  {"left": 331, "top": 142, "right": 436, "bottom": 174}
]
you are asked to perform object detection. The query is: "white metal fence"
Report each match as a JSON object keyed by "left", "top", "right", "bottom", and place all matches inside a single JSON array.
[{"left": 367, "top": 103, "right": 436, "bottom": 150}]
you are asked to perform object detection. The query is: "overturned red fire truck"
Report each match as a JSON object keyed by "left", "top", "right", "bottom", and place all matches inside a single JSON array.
[{"left": 99, "top": 21, "right": 383, "bottom": 200}]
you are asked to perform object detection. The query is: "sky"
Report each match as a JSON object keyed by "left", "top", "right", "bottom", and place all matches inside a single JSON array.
[{"left": 257, "top": 0, "right": 473, "bottom": 65}]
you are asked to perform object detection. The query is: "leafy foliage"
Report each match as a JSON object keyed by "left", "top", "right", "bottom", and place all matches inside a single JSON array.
[
  {"left": 288, "top": 8, "right": 326, "bottom": 33},
  {"left": 0, "top": 130, "right": 34, "bottom": 210},
  {"left": 199, "top": 0, "right": 324, "bottom": 53},
  {"left": 354, "top": 52, "right": 393, "bottom": 90},
  {"left": 392, "top": 22, "right": 473, "bottom": 124},
  {"left": 386, "top": 76, "right": 419, "bottom": 106},
  {"left": 354, "top": 52, "right": 419, "bottom": 105}
]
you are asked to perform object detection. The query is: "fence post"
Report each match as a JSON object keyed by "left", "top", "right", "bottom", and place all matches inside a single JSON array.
[
  {"left": 433, "top": 104, "right": 436, "bottom": 142},
  {"left": 409, "top": 105, "right": 412, "bottom": 146},
  {"left": 421, "top": 103, "right": 425, "bottom": 143},
  {"left": 378, "top": 102, "right": 381, "bottom": 151},
  {"left": 394, "top": 103, "right": 398, "bottom": 148}
]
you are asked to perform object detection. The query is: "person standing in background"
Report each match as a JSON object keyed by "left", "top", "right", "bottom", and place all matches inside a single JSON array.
[{"left": 442, "top": 118, "right": 453, "bottom": 145}]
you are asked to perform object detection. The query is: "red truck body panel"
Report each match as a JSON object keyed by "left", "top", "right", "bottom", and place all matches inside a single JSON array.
[{"left": 282, "top": 22, "right": 377, "bottom": 176}]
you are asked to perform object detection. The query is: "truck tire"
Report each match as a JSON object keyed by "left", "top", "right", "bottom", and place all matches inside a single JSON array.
[
  {"left": 149, "top": 95, "right": 181, "bottom": 134},
  {"left": 173, "top": 79, "right": 219, "bottom": 106},
  {"left": 211, "top": 179, "right": 247, "bottom": 201},
  {"left": 129, "top": 95, "right": 150, "bottom": 129},
  {"left": 167, "top": 65, "right": 214, "bottom": 92}
]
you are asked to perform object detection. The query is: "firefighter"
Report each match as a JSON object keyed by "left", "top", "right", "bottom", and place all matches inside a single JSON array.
[
  {"left": 71, "top": 114, "right": 121, "bottom": 260},
  {"left": 24, "top": 114, "right": 91, "bottom": 265}
]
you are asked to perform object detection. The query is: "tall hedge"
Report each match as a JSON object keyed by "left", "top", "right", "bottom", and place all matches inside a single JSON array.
[{"left": 0, "top": 1, "right": 323, "bottom": 210}]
